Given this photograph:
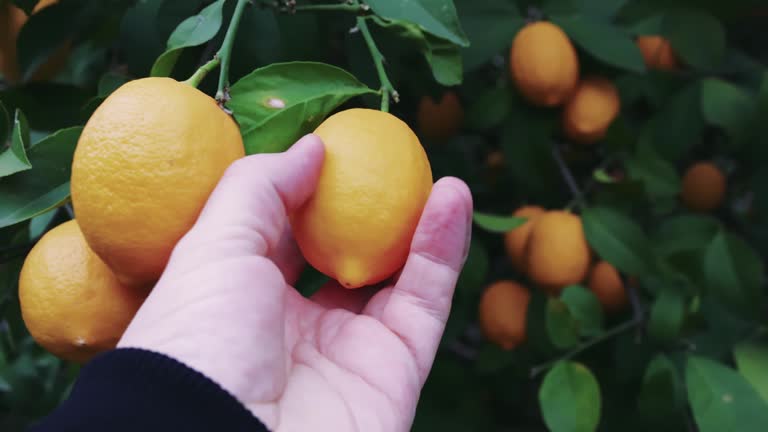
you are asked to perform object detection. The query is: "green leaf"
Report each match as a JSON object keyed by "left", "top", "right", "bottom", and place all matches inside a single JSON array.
[
  {"left": 472, "top": 212, "right": 526, "bottom": 233},
  {"left": 150, "top": 0, "right": 226, "bottom": 77},
  {"left": 662, "top": 9, "right": 726, "bottom": 70},
  {"left": 365, "top": 0, "right": 470, "bottom": 48},
  {"left": 370, "top": 17, "right": 463, "bottom": 86},
  {"left": 539, "top": 361, "right": 601, "bottom": 432},
  {"left": 552, "top": 15, "right": 645, "bottom": 73},
  {"left": 527, "top": 291, "right": 579, "bottom": 355},
  {"left": 733, "top": 341, "right": 768, "bottom": 404},
  {"left": 582, "top": 206, "right": 654, "bottom": 276},
  {"left": 654, "top": 214, "right": 720, "bottom": 255},
  {"left": 455, "top": 0, "right": 524, "bottom": 70},
  {"left": 638, "top": 354, "right": 683, "bottom": 421},
  {"left": 560, "top": 285, "right": 604, "bottom": 337},
  {"left": 0, "top": 110, "right": 32, "bottom": 178},
  {"left": 700, "top": 78, "right": 755, "bottom": 143},
  {"left": 625, "top": 141, "right": 680, "bottom": 200},
  {"left": 647, "top": 287, "right": 686, "bottom": 344},
  {"left": 574, "top": 0, "right": 629, "bottom": 19},
  {"left": 686, "top": 356, "right": 768, "bottom": 432},
  {"left": 228, "top": 62, "right": 376, "bottom": 154},
  {"left": 464, "top": 86, "right": 509, "bottom": 131},
  {"left": 547, "top": 297, "right": 579, "bottom": 350},
  {"left": 421, "top": 34, "right": 463, "bottom": 86},
  {"left": 628, "top": 14, "right": 664, "bottom": 35},
  {"left": 0, "top": 127, "right": 82, "bottom": 228},
  {"left": 640, "top": 82, "right": 703, "bottom": 161},
  {"left": 704, "top": 231, "right": 764, "bottom": 317},
  {"left": 28, "top": 208, "right": 58, "bottom": 239}
]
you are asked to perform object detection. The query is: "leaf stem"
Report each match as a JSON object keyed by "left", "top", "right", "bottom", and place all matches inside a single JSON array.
[
  {"left": 295, "top": 3, "right": 362, "bottom": 12},
  {"left": 355, "top": 15, "right": 397, "bottom": 112},
  {"left": 259, "top": 1, "right": 366, "bottom": 14},
  {"left": 215, "top": 0, "right": 251, "bottom": 105},
  {"left": 529, "top": 319, "right": 640, "bottom": 378},
  {"left": 183, "top": 57, "right": 221, "bottom": 88}
]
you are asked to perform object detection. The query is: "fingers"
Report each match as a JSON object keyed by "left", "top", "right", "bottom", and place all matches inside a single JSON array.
[
  {"left": 364, "top": 177, "right": 472, "bottom": 383},
  {"left": 165, "top": 135, "right": 324, "bottom": 274}
]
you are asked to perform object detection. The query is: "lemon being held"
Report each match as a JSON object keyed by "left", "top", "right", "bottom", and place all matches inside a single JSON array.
[{"left": 292, "top": 108, "right": 433, "bottom": 288}]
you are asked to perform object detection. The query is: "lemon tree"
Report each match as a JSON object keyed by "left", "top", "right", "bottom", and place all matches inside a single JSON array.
[{"left": 1, "top": 0, "right": 768, "bottom": 431}]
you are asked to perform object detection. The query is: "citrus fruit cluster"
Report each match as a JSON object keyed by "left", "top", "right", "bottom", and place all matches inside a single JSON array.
[
  {"left": 19, "top": 77, "right": 245, "bottom": 363},
  {"left": 19, "top": 76, "right": 433, "bottom": 362},
  {"left": 509, "top": 21, "right": 681, "bottom": 145},
  {"left": 479, "top": 207, "right": 628, "bottom": 350}
]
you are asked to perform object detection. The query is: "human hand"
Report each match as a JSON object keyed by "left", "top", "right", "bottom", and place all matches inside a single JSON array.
[{"left": 118, "top": 134, "right": 473, "bottom": 432}]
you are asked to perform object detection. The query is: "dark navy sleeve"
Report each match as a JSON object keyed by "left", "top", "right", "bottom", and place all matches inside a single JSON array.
[{"left": 29, "top": 348, "right": 269, "bottom": 432}]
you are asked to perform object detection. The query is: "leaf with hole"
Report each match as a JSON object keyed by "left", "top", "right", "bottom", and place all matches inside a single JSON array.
[
  {"left": 733, "top": 341, "right": 768, "bottom": 404},
  {"left": 228, "top": 62, "right": 376, "bottom": 154},
  {"left": 686, "top": 356, "right": 768, "bottom": 432}
]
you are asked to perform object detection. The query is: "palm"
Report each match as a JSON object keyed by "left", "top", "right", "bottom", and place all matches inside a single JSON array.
[{"left": 258, "top": 288, "right": 422, "bottom": 431}]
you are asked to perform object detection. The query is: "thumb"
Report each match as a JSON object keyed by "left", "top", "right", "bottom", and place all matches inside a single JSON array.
[{"left": 166, "top": 134, "right": 325, "bottom": 273}]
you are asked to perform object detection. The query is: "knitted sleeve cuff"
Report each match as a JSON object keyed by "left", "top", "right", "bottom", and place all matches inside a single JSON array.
[{"left": 30, "top": 348, "right": 269, "bottom": 432}]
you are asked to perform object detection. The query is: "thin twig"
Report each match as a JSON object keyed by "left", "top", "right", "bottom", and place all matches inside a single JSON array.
[
  {"left": 355, "top": 14, "right": 397, "bottom": 111},
  {"left": 552, "top": 143, "right": 583, "bottom": 209},
  {"left": 183, "top": 56, "right": 221, "bottom": 88},
  {"left": 529, "top": 319, "right": 641, "bottom": 378},
  {"left": 295, "top": 3, "right": 362, "bottom": 13},
  {"left": 215, "top": 0, "right": 251, "bottom": 105},
  {"left": 261, "top": 0, "right": 365, "bottom": 14}
]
